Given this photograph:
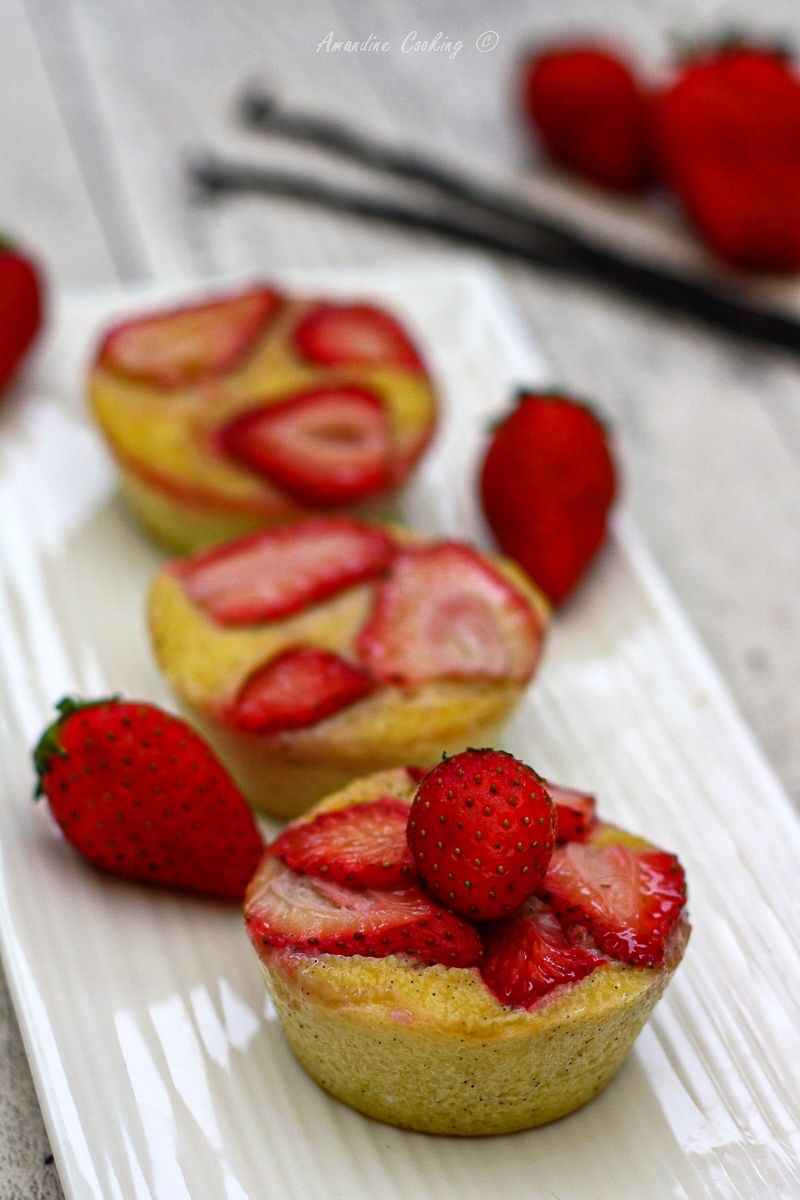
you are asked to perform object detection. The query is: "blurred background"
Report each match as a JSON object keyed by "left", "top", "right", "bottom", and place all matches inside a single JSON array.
[{"left": 3, "top": 1, "right": 800, "bottom": 1195}]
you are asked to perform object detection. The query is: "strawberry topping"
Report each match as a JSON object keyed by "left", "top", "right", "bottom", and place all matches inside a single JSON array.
[
  {"left": 227, "top": 647, "right": 372, "bottom": 734},
  {"left": 357, "top": 544, "right": 543, "bottom": 686},
  {"left": 540, "top": 842, "right": 687, "bottom": 967},
  {"left": 98, "top": 287, "right": 280, "bottom": 387},
  {"left": 175, "top": 517, "right": 393, "bottom": 626},
  {"left": 293, "top": 302, "right": 425, "bottom": 372},
  {"left": 245, "top": 853, "right": 481, "bottom": 966},
  {"left": 407, "top": 749, "right": 557, "bottom": 920},
  {"left": 546, "top": 781, "right": 597, "bottom": 841},
  {"left": 480, "top": 897, "right": 605, "bottom": 1007},
  {"left": 272, "top": 797, "right": 414, "bottom": 888},
  {"left": 218, "top": 385, "right": 393, "bottom": 506}
]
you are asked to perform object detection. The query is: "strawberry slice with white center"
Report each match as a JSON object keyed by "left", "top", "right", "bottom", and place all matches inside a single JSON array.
[
  {"left": 245, "top": 853, "right": 482, "bottom": 966},
  {"left": 227, "top": 646, "right": 372, "bottom": 734},
  {"left": 540, "top": 842, "right": 687, "bottom": 968},
  {"left": 293, "top": 302, "right": 425, "bottom": 372},
  {"left": 174, "top": 517, "right": 393, "bottom": 626},
  {"left": 480, "top": 897, "right": 605, "bottom": 1008},
  {"left": 546, "top": 781, "right": 597, "bottom": 841},
  {"left": 272, "top": 797, "right": 414, "bottom": 888},
  {"left": 357, "top": 543, "right": 543, "bottom": 685},
  {"left": 218, "top": 385, "right": 394, "bottom": 506},
  {"left": 99, "top": 287, "right": 280, "bottom": 387}
]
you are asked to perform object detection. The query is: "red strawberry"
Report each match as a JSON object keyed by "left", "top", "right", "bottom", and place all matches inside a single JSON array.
[
  {"left": 480, "top": 896, "right": 605, "bottom": 1007},
  {"left": 227, "top": 647, "right": 372, "bottom": 734},
  {"left": 677, "top": 158, "right": 800, "bottom": 271},
  {"left": 406, "top": 749, "right": 556, "bottom": 921},
  {"left": 357, "top": 543, "right": 544, "bottom": 685},
  {"left": 651, "top": 45, "right": 800, "bottom": 270},
  {"left": 174, "top": 517, "right": 393, "bottom": 626},
  {"left": 271, "top": 797, "right": 414, "bottom": 887},
  {"left": 32, "top": 697, "right": 263, "bottom": 899},
  {"left": 294, "top": 302, "right": 424, "bottom": 372},
  {"left": 540, "top": 841, "right": 687, "bottom": 967},
  {"left": 98, "top": 286, "right": 280, "bottom": 388},
  {"left": 480, "top": 391, "right": 617, "bottom": 606},
  {"left": 0, "top": 242, "right": 43, "bottom": 395},
  {"left": 522, "top": 45, "right": 652, "bottom": 191},
  {"left": 245, "top": 852, "right": 481, "bottom": 966},
  {"left": 652, "top": 45, "right": 800, "bottom": 195},
  {"left": 546, "top": 781, "right": 596, "bottom": 841},
  {"left": 218, "top": 385, "right": 393, "bottom": 506}
]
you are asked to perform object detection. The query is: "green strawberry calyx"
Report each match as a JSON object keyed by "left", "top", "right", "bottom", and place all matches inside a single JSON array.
[{"left": 32, "top": 695, "right": 119, "bottom": 798}]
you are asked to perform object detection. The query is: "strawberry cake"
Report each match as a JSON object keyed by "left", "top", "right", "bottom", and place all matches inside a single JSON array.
[
  {"left": 89, "top": 286, "right": 437, "bottom": 551},
  {"left": 147, "top": 518, "right": 548, "bottom": 818},
  {"left": 244, "top": 752, "right": 689, "bottom": 1135}
]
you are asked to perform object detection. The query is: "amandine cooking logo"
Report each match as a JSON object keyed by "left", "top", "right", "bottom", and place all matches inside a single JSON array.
[{"left": 316, "top": 30, "right": 500, "bottom": 59}]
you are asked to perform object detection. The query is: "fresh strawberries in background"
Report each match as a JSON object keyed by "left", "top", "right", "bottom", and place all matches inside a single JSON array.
[
  {"left": 480, "top": 391, "right": 617, "bottom": 607},
  {"left": 406, "top": 748, "right": 557, "bottom": 920},
  {"left": 521, "top": 45, "right": 652, "bottom": 191},
  {"left": 651, "top": 43, "right": 800, "bottom": 270},
  {"left": 0, "top": 241, "right": 43, "bottom": 395},
  {"left": 33, "top": 697, "right": 263, "bottom": 899},
  {"left": 651, "top": 44, "right": 800, "bottom": 194}
]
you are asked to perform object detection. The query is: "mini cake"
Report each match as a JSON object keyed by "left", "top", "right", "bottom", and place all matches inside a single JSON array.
[
  {"left": 147, "top": 518, "right": 548, "bottom": 818},
  {"left": 89, "top": 286, "right": 437, "bottom": 550},
  {"left": 244, "top": 754, "right": 689, "bottom": 1136}
]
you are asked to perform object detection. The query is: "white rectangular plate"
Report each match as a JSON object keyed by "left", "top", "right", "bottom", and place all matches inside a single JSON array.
[{"left": 1, "top": 263, "right": 798, "bottom": 1200}]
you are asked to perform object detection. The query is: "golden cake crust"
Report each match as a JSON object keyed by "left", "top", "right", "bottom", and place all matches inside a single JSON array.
[{"left": 249, "top": 769, "right": 689, "bottom": 1135}]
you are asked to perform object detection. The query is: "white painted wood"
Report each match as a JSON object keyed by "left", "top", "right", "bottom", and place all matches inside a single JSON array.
[{"left": 0, "top": 0, "right": 117, "bottom": 286}]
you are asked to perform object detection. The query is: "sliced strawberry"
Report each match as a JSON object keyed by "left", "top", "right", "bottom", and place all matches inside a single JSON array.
[
  {"left": 540, "top": 842, "right": 687, "bottom": 968},
  {"left": 480, "top": 897, "right": 605, "bottom": 1007},
  {"left": 218, "top": 386, "right": 393, "bottom": 506},
  {"left": 293, "top": 302, "right": 425, "bottom": 372},
  {"left": 227, "top": 646, "right": 372, "bottom": 734},
  {"left": 546, "top": 781, "right": 597, "bottom": 841},
  {"left": 175, "top": 517, "right": 393, "bottom": 626},
  {"left": 99, "top": 287, "right": 280, "bottom": 387},
  {"left": 245, "top": 853, "right": 481, "bottom": 966},
  {"left": 272, "top": 797, "right": 414, "bottom": 887},
  {"left": 357, "top": 543, "right": 543, "bottom": 685}
]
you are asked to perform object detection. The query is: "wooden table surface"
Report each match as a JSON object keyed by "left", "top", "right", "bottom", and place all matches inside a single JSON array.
[{"left": 3, "top": 1, "right": 799, "bottom": 1195}]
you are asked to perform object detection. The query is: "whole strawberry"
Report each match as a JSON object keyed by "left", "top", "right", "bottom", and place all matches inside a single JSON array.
[
  {"left": 521, "top": 44, "right": 652, "bottom": 191},
  {"left": 33, "top": 697, "right": 263, "bottom": 899},
  {"left": 406, "top": 749, "right": 556, "bottom": 920},
  {"left": 651, "top": 43, "right": 800, "bottom": 269},
  {"left": 480, "top": 391, "right": 617, "bottom": 607},
  {"left": 0, "top": 241, "right": 43, "bottom": 395}
]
